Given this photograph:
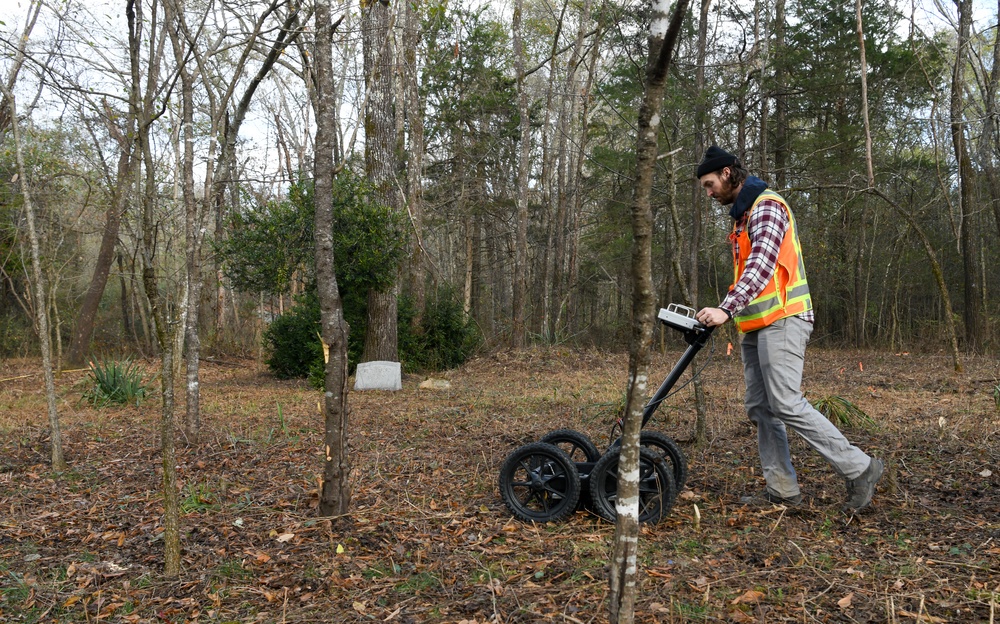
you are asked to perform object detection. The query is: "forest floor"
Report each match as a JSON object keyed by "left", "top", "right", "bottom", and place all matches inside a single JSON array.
[{"left": 1, "top": 340, "right": 999, "bottom": 623}]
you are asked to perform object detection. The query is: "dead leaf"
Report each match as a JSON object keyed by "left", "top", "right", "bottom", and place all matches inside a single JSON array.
[
  {"left": 731, "top": 589, "right": 764, "bottom": 605},
  {"left": 352, "top": 601, "right": 366, "bottom": 613},
  {"left": 276, "top": 533, "right": 295, "bottom": 543},
  {"left": 837, "top": 593, "right": 854, "bottom": 608}
]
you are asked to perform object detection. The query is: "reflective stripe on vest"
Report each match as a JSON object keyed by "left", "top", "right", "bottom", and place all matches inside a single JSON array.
[{"left": 730, "top": 191, "right": 812, "bottom": 333}]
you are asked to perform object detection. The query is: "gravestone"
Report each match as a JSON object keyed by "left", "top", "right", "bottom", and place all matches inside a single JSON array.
[{"left": 353, "top": 360, "right": 402, "bottom": 391}]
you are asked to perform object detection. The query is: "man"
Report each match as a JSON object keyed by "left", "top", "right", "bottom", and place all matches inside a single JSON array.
[{"left": 693, "top": 145, "right": 883, "bottom": 512}]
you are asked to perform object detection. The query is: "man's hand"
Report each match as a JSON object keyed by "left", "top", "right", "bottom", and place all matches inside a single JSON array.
[{"left": 696, "top": 307, "right": 729, "bottom": 327}]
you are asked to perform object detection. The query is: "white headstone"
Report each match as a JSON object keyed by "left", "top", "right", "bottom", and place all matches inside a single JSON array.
[{"left": 353, "top": 360, "right": 402, "bottom": 391}]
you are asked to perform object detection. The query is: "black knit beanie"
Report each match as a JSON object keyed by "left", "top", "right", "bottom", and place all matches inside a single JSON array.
[{"left": 696, "top": 145, "right": 738, "bottom": 177}]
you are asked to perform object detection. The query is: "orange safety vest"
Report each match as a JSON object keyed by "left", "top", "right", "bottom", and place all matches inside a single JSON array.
[{"left": 729, "top": 190, "right": 812, "bottom": 333}]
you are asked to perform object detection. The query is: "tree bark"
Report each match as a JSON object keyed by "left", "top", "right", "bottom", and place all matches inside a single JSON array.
[
  {"left": 314, "top": 0, "right": 352, "bottom": 517},
  {"left": 951, "top": 0, "right": 987, "bottom": 352},
  {"left": 691, "top": 0, "right": 711, "bottom": 447},
  {"left": 609, "top": 1, "right": 689, "bottom": 622},
  {"left": 165, "top": 0, "right": 204, "bottom": 444},
  {"left": 126, "top": 0, "right": 180, "bottom": 577},
  {"left": 361, "top": 0, "right": 401, "bottom": 363},
  {"left": 512, "top": 0, "right": 531, "bottom": 348},
  {"left": 403, "top": 0, "right": 427, "bottom": 329},
  {"left": 773, "top": 0, "right": 788, "bottom": 188},
  {"left": 2, "top": 79, "right": 66, "bottom": 473}
]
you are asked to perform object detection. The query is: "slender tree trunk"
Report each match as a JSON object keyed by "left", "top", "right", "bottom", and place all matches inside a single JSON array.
[
  {"left": 979, "top": 0, "right": 1000, "bottom": 241},
  {"left": 3, "top": 86, "right": 66, "bottom": 472},
  {"left": 774, "top": 0, "right": 788, "bottom": 188},
  {"left": 609, "top": 1, "right": 689, "bottom": 621},
  {"left": 166, "top": 0, "right": 205, "bottom": 443},
  {"left": 315, "top": 0, "right": 352, "bottom": 517},
  {"left": 870, "top": 188, "right": 962, "bottom": 372},
  {"left": 2, "top": 1, "right": 62, "bottom": 471},
  {"left": 951, "top": 0, "right": 986, "bottom": 352},
  {"left": 512, "top": 0, "right": 531, "bottom": 348},
  {"left": 403, "top": 0, "right": 427, "bottom": 329},
  {"left": 691, "top": 0, "right": 711, "bottom": 447},
  {"left": 127, "top": 0, "right": 180, "bottom": 577}
]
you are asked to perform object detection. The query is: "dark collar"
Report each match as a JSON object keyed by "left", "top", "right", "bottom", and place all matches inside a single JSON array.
[{"left": 730, "top": 176, "right": 769, "bottom": 220}]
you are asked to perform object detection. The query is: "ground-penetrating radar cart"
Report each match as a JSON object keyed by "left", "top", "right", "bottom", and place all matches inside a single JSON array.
[{"left": 498, "top": 304, "right": 715, "bottom": 525}]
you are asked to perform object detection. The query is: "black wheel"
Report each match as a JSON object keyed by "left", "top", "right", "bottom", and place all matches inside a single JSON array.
[
  {"left": 540, "top": 429, "right": 601, "bottom": 462},
  {"left": 638, "top": 431, "right": 688, "bottom": 491},
  {"left": 588, "top": 447, "right": 677, "bottom": 525},
  {"left": 498, "top": 442, "right": 582, "bottom": 523},
  {"left": 609, "top": 432, "right": 688, "bottom": 491}
]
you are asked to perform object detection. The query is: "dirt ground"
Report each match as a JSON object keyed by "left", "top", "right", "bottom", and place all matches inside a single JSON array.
[{"left": 1, "top": 340, "right": 999, "bottom": 623}]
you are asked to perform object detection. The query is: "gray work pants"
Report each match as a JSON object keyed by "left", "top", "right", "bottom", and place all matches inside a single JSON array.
[{"left": 741, "top": 316, "right": 871, "bottom": 498}]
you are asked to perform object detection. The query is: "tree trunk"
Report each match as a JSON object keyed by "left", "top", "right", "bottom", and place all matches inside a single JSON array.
[
  {"left": 166, "top": 0, "right": 205, "bottom": 444},
  {"left": 3, "top": 85, "right": 66, "bottom": 472},
  {"left": 978, "top": 0, "right": 1000, "bottom": 242},
  {"left": 870, "top": 188, "right": 963, "bottom": 372},
  {"left": 314, "top": 0, "right": 352, "bottom": 517},
  {"left": 773, "top": 0, "right": 788, "bottom": 188},
  {"left": 126, "top": 0, "right": 180, "bottom": 577},
  {"left": 361, "top": 0, "right": 400, "bottom": 363},
  {"left": 512, "top": 0, "right": 531, "bottom": 348},
  {"left": 951, "top": 0, "right": 987, "bottom": 352},
  {"left": 609, "top": 1, "right": 689, "bottom": 622},
  {"left": 403, "top": 0, "right": 427, "bottom": 329},
  {"left": 691, "top": 0, "right": 711, "bottom": 447}
]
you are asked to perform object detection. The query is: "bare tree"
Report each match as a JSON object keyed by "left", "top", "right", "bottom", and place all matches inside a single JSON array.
[
  {"left": 950, "top": 0, "right": 987, "bottom": 351},
  {"left": 314, "top": 0, "right": 351, "bottom": 517},
  {"left": 2, "top": 0, "right": 65, "bottom": 472},
  {"left": 609, "top": 0, "right": 689, "bottom": 621},
  {"left": 402, "top": 0, "right": 427, "bottom": 330},
  {"left": 512, "top": 0, "right": 531, "bottom": 348}
]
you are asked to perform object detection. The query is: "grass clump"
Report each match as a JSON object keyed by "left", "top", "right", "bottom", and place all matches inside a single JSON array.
[
  {"left": 82, "top": 358, "right": 150, "bottom": 407},
  {"left": 811, "top": 395, "right": 878, "bottom": 431}
]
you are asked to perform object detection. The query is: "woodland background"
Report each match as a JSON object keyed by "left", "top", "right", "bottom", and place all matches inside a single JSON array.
[{"left": 1, "top": 0, "right": 998, "bottom": 368}]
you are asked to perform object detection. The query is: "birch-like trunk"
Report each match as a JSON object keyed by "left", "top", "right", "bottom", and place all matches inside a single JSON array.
[
  {"left": 609, "top": 1, "right": 689, "bottom": 621},
  {"left": 2, "top": 85, "right": 66, "bottom": 472}
]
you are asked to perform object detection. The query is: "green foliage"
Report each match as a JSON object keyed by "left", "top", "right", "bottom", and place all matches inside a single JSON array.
[
  {"left": 81, "top": 358, "right": 150, "bottom": 407},
  {"left": 398, "top": 287, "right": 481, "bottom": 372},
  {"left": 266, "top": 286, "right": 478, "bottom": 384},
  {"left": 180, "top": 482, "right": 220, "bottom": 514},
  {"left": 263, "top": 290, "right": 322, "bottom": 380},
  {"left": 993, "top": 384, "right": 1000, "bottom": 411},
  {"left": 216, "top": 172, "right": 408, "bottom": 297},
  {"left": 811, "top": 395, "right": 878, "bottom": 432},
  {"left": 215, "top": 180, "right": 315, "bottom": 295}
]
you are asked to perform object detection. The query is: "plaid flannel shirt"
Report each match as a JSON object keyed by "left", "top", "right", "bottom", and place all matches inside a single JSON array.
[{"left": 719, "top": 199, "right": 815, "bottom": 324}]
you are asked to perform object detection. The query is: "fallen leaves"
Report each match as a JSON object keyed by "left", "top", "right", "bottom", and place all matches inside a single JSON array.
[{"left": 2, "top": 352, "right": 999, "bottom": 623}]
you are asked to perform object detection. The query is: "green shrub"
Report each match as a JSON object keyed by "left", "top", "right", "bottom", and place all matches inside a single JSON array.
[
  {"left": 82, "top": 358, "right": 150, "bottom": 407},
  {"left": 267, "top": 286, "right": 479, "bottom": 385},
  {"left": 399, "top": 287, "right": 480, "bottom": 372},
  {"left": 263, "top": 291, "right": 323, "bottom": 379}
]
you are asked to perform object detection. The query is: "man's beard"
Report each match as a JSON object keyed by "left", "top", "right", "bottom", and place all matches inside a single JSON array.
[{"left": 717, "top": 176, "right": 738, "bottom": 205}]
